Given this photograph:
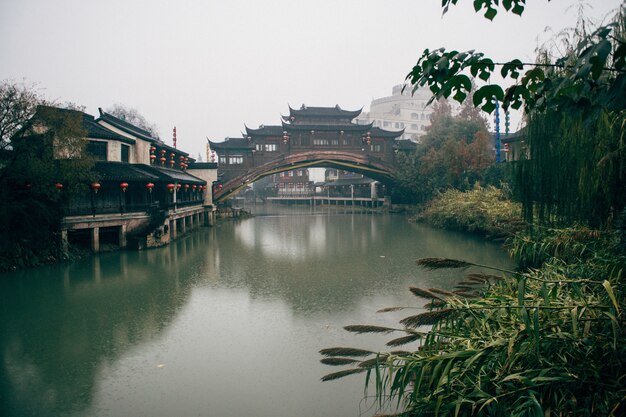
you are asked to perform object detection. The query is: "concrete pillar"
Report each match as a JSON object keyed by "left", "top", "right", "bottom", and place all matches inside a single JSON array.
[
  {"left": 371, "top": 182, "right": 378, "bottom": 200},
  {"left": 180, "top": 217, "right": 186, "bottom": 235},
  {"left": 119, "top": 224, "right": 127, "bottom": 248},
  {"left": 91, "top": 227, "right": 100, "bottom": 253},
  {"left": 60, "top": 229, "right": 69, "bottom": 256},
  {"left": 171, "top": 219, "right": 177, "bottom": 240}
]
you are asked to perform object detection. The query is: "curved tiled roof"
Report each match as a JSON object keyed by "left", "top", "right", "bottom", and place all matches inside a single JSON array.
[
  {"left": 96, "top": 108, "right": 158, "bottom": 143},
  {"left": 284, "top": 104, "right": 362, "bottom": 119},
  {"left": 282, "top": 121, "right": 373, "bottom": 132},
  {"left": 245, "top": 125, "right": 285, "bottom": 137},
  {"left": 370, "top": 127, "right": 404, "bottom": 139},
  {"left": 208, "top": 138, "right": 254, "bottom": 150},
  {"left": 93, "top": 162, "right": 205, "bottom": 184}
]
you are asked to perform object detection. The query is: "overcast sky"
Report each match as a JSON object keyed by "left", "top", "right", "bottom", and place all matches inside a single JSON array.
[{"left": 1, "top": 0, "right": 622, "bottom": 159}]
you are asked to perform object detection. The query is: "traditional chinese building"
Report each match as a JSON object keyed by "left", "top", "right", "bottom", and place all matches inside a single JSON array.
[
  {"left": 21, "top": 105, "right": 217, "bottom": 252},
  {"left": 209, "top": 105, "right": 404, "bottom": 191}
]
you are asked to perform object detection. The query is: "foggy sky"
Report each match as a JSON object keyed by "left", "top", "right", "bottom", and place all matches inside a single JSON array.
[{"left": 1, "top": 0, "right": 622, "bottom": 159}]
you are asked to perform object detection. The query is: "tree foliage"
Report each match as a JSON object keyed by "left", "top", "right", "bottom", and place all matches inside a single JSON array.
[
  {"left": 106, "top": 103, "right": 159, "bottom": 138},
  {"left": 0, "top": 80, "right": 44, "bottom": 151},
  {"left": 407, "top": 4, "right": 625, "bottom": 117},
  {"left": 393, "top": 99, "right": 495, "bottom": 203},
  {"left": 405, "top": 3, "right": 626, "bottom": 227},
  {"left": 0, "top": 81, "right": 94, "bottom": 270}
]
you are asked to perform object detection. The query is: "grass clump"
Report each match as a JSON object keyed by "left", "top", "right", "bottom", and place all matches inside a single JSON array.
[{"left": 417, "top": 186, "right": 524, "bottom": 239}]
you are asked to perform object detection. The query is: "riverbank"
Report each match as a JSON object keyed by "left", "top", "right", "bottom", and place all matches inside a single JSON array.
[{"left": 322, "top": 186, "right": 626, "bottom": 416}]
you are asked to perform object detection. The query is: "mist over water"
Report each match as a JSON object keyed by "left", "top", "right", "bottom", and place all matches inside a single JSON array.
[{"left": 0, "top": 206, "right": 512, "bottom": 417}]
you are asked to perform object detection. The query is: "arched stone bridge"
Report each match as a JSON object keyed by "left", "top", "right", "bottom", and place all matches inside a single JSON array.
[{"left": 208, "top": 105, "right": 416, "bottom": 202}]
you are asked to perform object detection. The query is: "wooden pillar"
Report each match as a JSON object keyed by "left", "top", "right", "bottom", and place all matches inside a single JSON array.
[{"left": 91, "top": 227, "right": 100, "bottom": 253}]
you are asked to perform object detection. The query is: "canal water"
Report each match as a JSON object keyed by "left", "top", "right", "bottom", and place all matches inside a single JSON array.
[{"left": 0, "top": 206, "right": 513, "bottom": 417}]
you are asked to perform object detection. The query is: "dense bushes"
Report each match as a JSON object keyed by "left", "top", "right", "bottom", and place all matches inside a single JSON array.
[{"left": 416, "top": 186, "right": 524, "bottom": 238}]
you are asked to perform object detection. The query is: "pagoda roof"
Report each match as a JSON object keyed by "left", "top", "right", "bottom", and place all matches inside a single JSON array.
[
  {"left": 281, "top": 121, "right": 373, "bottom": 132},
  {"left": 245, "top": 125, "right": 285, "bottom": 137},
  {"left": 208, "top": 138, "right": 254, "bottom": 150},
  {"left": 282, "top": 104, "right": 362, "bottom": 120},
  {"left": 370, "top": 127, "right": 404, "bottom": 139},
  {"left": 96, "top": 108, "right": 158, "bottom": 143}
]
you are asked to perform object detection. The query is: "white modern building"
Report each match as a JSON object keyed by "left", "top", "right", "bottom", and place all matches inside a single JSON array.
[{"left": 355, "top": 84, "right": 450, "bottom": 143}]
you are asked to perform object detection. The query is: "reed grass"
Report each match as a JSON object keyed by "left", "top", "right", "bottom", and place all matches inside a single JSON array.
[{"left": 321, "top": 228, "right": 626, "bottom": 417}]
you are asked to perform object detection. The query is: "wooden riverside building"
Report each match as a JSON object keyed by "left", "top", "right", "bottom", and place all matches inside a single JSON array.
[
  {"left": 209, "top": 105, "right": 405, "bottom": 193},
  {"left": 22, "top": 106, "right": 217, "bottom": 252}
]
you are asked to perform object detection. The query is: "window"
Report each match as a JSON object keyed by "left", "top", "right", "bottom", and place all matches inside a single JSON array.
[
  {"left": 383, "top": 121, "right": 389, "bottom": 127},
  {"left": 411, "top": 124, "right": 418, "bottom": 130},
  {"left": 86, "top": 141, "right": 107, "bottom": 161},
  {"left": 264, "top": 143, "right": 277, "bottom": 152},
  {"left": 256, "top": 144, "right": 263, "bottom": 151},
  {"left": 411, "top": 113, "right": 419, "bottom": 120},
  {"left": 219, "top": 155, "right": 226, "bottom": 164},
  {"left": 342, "top": 139, "right": 349, "bottom": 146},
  {"left": 394, "top": 122, "right": 400, "bottom": 128},
  {"left": 288, "top": 171, "right": 294, "bottom": 177},
  {"left": 421, "top": 125, "right": 426, "bottom": 131},
  {"left": 421, "top": 113, "right": 426, "bottom": 120},
  {"left": 371, "top": 144, "right": 382, "bottom": 152},
  {"left": 121, "top": 144, "right": 130, "bottom": 163},
  {"left": 331, "top": 139, "right": 338, "bottom": 145},
  {"left": 313, "top": 139, "right": 329, "bottom": 146},
  {"left": 229, "top": 155, "right": 243, "bottom": 164}
]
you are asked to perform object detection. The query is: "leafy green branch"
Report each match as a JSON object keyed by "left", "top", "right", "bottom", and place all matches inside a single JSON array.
[{"left": 405, "top": 18, "right": 625, "bottom": 115}]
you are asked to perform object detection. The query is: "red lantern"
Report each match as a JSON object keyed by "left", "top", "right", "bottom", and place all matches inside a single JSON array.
[
  {"left": 167, "top": 183, "right": 176, "bottom": 192},
  {"left": 55, "top": 183, "right": 63, "bottom": 190},
  {"left": 218, "top": 184, "right": 223, "bottom": 190},
  {"left": 120, "top": 182, "right": 129, "bottom": 192},
  {"left": 176, "top": 183, "right": 182, "bottom": 190},
  {"left": 202, "top": 185, "right": 207, "bottom": 190},
  {"left": 150, "top": 154, "right": 157, "bottom": 163},
  {"left": 192, "top": 185, "right": 197, "bottom": 191},
  {"left": 169, "top": 160, "right": 175, "bottom": 167},
  {"left": 91, "top": 182, "right": 101, "bottom": 193},
  {"left": 146, "top": 183, "right": 154, "bottom": 192},
  {"left": 160, "top": 149, "right": 166, "bottom": 155},
  {"left": 184, "top": 184, "right": 190, "bottom": 190},
  {"left": 170, "top": 153, "right": 175, "bottom": 159}
]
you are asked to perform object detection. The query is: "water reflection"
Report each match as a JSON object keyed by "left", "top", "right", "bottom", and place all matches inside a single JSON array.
[
  {"left": 0, "top": 233, "right": 215, "bottom": 417},
  {"left": 0, "top": 207, "right": 513, "bottom": 417}
]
